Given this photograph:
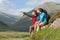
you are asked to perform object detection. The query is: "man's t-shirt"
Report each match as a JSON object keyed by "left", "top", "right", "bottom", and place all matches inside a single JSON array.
[
  {"left": 30, "top": 16, "right": 37, "bottom": 25},
  {"left": 23, "top": 12, "right": 37, "bottom": 25}
]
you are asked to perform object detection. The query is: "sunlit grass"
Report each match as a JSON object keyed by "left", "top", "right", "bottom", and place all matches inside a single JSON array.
[
  {"left": 0, "top": 32, "right": 29, "bottom": 40},
  {"left": 30, "top": 28, "right": 60, "bottom": 40}
]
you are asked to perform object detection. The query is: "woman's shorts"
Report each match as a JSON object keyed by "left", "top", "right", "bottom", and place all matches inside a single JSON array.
[{"left": 37, "top": 21, "right": 47, "bottom": 24}]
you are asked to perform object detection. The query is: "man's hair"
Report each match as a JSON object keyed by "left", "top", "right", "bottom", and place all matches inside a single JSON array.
[{"left": 37, "top": 8, "right": 43, "bottom": 12}]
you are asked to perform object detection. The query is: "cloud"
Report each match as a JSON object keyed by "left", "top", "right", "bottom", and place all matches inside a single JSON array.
[
  {"left": 0, "top": 0, "right": 21, "bottom": 16},
  {"left": 0, "top": 0, "right": 5, "bottom": 3},
  {"left": 26, "top": 0, "right": 60, "bottom": 8},
  {"left": 26, "top": 0, "right": 39, "bottom": 6},
  {"left": 19, "top": 8, "right": 33, "bottom": 12}
]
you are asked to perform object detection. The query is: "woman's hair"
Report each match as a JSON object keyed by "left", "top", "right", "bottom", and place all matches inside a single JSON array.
[
  {"left": 37, "top": 8, "right": 44, "bottom": 12},
  {"left": 32, "top": 10, "right": 38, "bottom": 17}
]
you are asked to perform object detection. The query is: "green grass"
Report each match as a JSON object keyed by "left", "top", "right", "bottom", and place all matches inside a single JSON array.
[
  {"left": 0, "top": 32, "right": 29, "bottom": 40},
  {"left": 30, "top": 28, "right": 60, "bottom": 40}
]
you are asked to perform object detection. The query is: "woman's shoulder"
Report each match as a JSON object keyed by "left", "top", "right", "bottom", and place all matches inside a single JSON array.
[{"left": 41, "top": 12, "right": 45, "bottom": 14}]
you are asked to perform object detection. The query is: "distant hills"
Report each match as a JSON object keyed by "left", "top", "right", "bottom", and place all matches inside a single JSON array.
[
  {"left": 0, "top": 21, "right": 12, "bottom": 31},
  {"left": 0, "top": 2, "right": 60, "bottom": 32},
  {"left": 0, "top": 11, "right": 20, "bottom": 26}
]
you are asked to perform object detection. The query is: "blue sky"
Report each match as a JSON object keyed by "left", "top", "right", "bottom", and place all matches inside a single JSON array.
[
  {"left": 0, "top": 0, "right": 60, "bottom": 17},
  {"left": 9, "top": 0, "right": 28, "bottom": 9}
]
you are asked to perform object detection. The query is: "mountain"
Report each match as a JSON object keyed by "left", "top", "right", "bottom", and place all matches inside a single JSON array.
[
  {"left": 0, "top": 11, "right": 24, "bottom": 31},
  {"left": 0, "top": 11, "right": 30, "bottom": 31},
  {"left": 0, "top": 21, "right": 12, "bottom": 31},
  {"left": 12, "top": 16, "right": 32, "bottom": 32},
  {"left": 0, "top": 11, "right": 20, "bottom": 27}
]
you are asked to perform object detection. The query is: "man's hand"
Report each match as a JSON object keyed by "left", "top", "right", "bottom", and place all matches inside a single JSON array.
[{"left": 20, "top": 11, "right": 24, "bottom": 13}]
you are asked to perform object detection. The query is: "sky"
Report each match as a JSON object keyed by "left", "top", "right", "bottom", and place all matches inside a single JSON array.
[{"left": 0, "top": 0, "right": 60, "bottom": 16}]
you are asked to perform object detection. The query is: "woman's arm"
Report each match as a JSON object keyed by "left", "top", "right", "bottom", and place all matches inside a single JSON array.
[{"left": 38, "top": 13, "right": 46, "bottom": 23}]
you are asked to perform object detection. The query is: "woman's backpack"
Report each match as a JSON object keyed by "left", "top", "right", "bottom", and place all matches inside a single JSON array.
[{"left": 43, "top": 9, "right": 50, "bottom": 24}]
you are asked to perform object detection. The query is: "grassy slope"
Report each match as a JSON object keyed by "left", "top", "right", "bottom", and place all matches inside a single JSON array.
[
  {"left": 0, "top": 32, "right": 29, "bottom": 40},
  {"left": 0, "top": 22, "right": 29, "bottom": 40},
  {"left": 30, "top": 28, "right": 60, "bottom": 40}
]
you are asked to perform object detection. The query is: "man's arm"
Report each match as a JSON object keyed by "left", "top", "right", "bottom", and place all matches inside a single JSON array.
[{"left": 23, "top": 12, "right": 31, "bottom": 17}]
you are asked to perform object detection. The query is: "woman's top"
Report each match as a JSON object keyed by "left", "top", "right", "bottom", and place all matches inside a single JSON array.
[{"left": 37, "top": 12, "right": 47, "bottom": 23}]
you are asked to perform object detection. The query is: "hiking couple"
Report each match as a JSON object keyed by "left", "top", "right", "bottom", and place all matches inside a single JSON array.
[{"left": 21, "top": 8, "right": 48, "bottom": 35}]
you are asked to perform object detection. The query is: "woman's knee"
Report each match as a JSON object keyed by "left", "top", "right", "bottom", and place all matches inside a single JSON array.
[{"left": 39, "top": 22, "right": 46, "bottom": 26}]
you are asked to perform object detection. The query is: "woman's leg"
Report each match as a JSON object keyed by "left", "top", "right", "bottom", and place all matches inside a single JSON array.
[
  {"left": 37, "top": 22, "right": 46, "bottom": 31},
  {"left": 39, "top": 22, "right": 46, "bottom": 26},
  {"left": 36, "top": 23, "right": 40, "bottom": 31}
]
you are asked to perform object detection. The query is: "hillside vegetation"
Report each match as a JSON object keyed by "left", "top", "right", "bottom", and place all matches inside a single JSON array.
[
  {"left": 30, "top": 28, "right": 60, "bottom": 40},
  {"left": 49, "top": 12, "right": 60, "bottom": 23}
]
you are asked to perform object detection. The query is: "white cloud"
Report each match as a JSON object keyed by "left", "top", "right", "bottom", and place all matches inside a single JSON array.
[
  {"left": 0, "top": 0, "right": 5, "bottom": 3},
  {"left": 26, "top": 0, "right": 38, "bottom": 6},
  {"left": 19, "top": 8, "right": 33, "bottom": 12},
  {"left": 26, "top": 0, "right": 60, "bottom": 8},
  {"left": 0, "top": 0, "right": 21, "bottom": 16}
]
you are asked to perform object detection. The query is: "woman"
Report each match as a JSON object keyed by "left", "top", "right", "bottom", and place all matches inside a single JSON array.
[{"left": 35, "top": 8, "right": 47, "bottom": 31}]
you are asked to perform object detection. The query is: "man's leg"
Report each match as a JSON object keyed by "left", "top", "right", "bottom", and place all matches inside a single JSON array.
[{"left": 34, "top": 23, "right": 37, "bottom": 31}]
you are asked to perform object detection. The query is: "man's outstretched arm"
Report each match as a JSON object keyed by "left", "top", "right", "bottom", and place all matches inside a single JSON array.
[{"left": 23, "top": 12, "right": 31, "bottom": 17}]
